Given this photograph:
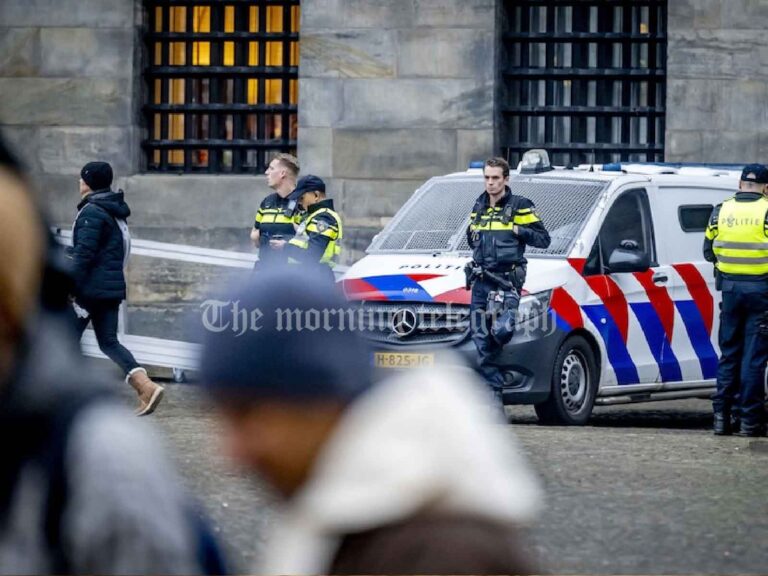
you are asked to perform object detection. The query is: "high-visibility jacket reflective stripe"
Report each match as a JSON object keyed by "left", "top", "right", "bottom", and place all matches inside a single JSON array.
[
  {"left": 255, "top": 209, "right": 298, "bottom": 225},
  {"left": 711, "top": 196, "right": 768, "bottom": 275},
  {"left": 288, "top": 207, "right": 343, "bottom": 266},
  {"left": 469, "top": 207, "right": 543, "bottom": 231}
]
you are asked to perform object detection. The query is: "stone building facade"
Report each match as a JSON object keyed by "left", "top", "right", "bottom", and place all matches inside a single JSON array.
[{"left": 0, "top": 0, "right": 767, "bottom": 339}]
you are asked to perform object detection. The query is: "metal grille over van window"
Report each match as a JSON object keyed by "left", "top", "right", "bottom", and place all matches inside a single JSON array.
[{"left": 369, "top": 176, "right": 606, "bottom": 256}]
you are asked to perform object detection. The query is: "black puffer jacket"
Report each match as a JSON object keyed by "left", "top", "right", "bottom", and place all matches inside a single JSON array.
[{"left": 71, "top": 189, "right": 131, "bottom": 301}]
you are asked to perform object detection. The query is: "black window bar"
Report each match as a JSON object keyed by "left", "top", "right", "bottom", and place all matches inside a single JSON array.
[
  {"left": 142, "top": 0, "right": 300, "bottom": 174},
  {"left": 500, "top": 0, "right": 667, "bottom": 167}
]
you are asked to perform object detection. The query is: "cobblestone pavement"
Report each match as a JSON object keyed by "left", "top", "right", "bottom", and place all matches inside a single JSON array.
[{"left": 136, "top": 383, "right": 768, "bottom": 574}]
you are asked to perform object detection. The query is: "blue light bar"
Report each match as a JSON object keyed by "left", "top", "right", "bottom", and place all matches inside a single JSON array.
[{"left": 468, "top": 161, "right": 484, "bottom": 169}]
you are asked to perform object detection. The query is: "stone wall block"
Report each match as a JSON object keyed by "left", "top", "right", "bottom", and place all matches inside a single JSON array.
[
  {"left": 457, "top": 129, "right": 494, "bottom": 169},
  {"left": 340, "top": 79, "right": 493, "bottom": 129},
  {"left": 721, "top": 81, "right": 767, "bottom": 132},
  {"left": 300, "top": 31, "right": 396, "bottom": 78},
  {"left": 664, "top": 131, "right": 703, "bottom": 162},
  {"left": 758, "top": 131, "right": 768, "bottom": 162},
  {"left": 701, "top": 131, "right": 760, "bottom": 163},
  {"left": 1, "top": 126, "right": 41, "bottom": 172},
  {"left": 39, "top": 28, "right": 133, "bottom": 78},
  {"left": 413, "top": 0, "right": 496, "bottom": 28},
  {"left": 122, "top": 174, "right": 270, "bottom": 229},
  {"left": 668, "top": 0, "right": 722, "bottom": 30},
  {"left": 669, "top": 30, "right": 766, "bottom": 80},
  {"left": 332, "top": 129, "right": 457, "bottom": 179},
  {"left": 0, "top": 28, "right": 40, "bottom": 76},
  {"left": 397, "top": 28, "right": 494, "bottom": 80},
  {"left": 37, "top": 126, "right": 133, "bottom": 175},
  {"left": 0, "top": 78, "right": 132, "bottom": 126},
  {"left": 665, "top": 79, "right": 722, "bottom": 131},
  {"left": 0, "top": 0, "right": 133, "bottom": 28},
  {"left": 340, "top": 0, "right": 416, "bottom": 29},
  {"left": 299, "top": 0, "right": 345, "bottom": 30},
  {"left": 297, "top": 78, "right": 343, "bottom": 128},
  {"left": 338, "top": 178, "right": 423, "bottom": 220},
  {"left": 33, "top": 174, "right": 83, "bottom": 223},
  {"left": 721, "top": 0, "right": 768, "bottom": 30},
  {"left": 297, "top": 126, "right": 333, "bottom": 177}
]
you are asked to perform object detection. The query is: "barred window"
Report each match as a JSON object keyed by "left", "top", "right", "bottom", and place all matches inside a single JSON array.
[
  {"left": 142, "top": 1, "right": 300, "bottom": 173},
  {"left": 500, "top": 0, "right": 667, "bottom": 167}
]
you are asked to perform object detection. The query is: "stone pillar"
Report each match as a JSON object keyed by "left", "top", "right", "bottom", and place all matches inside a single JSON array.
[
  {"left": 666, "top": 0, "right": 768, "bottom": 163},
  {"left": 297, "top": 0, "right": 498, "bottom": 260}
]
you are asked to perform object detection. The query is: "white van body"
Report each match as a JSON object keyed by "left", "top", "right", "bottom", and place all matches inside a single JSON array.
[{"left": 340, "top": 163, "right": 749, "bottom": 424}]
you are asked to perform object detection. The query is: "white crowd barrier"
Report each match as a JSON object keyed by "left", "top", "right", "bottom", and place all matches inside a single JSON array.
[{"left": 53, "top": 228, "right": 347, "bottom": 380}]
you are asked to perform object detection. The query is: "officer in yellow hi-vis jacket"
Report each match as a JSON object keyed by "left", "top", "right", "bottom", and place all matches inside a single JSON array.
[
  {"left": 251, "top": 153, "right": 301, "bottom": 268},
  {"left": 465, "top": 157, "right": 550, "bottom": 405},
  {"left": 704, "top": 163, "right": 768, "bottom": 437},
  {"left": 285, "top": 175, "right": 342, "bottom": 283}
]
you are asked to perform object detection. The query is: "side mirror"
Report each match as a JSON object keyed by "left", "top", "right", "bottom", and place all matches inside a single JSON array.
[{"left": 606, "top": 240, "right": 650, "bottom": 273}]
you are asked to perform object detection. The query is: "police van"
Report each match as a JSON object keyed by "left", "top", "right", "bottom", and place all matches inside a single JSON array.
[{"left": 340, "top": 151, "right": 754, "bottom": 425}]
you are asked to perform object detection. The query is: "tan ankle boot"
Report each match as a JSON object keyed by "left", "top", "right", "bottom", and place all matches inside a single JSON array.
[{"left": 126, "top": 367, "right": 165, "bottom": 416}]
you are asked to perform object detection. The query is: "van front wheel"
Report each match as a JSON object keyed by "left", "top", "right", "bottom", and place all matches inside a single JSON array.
[{"left": 534, "top": 335, "right": 597, "bottom": 425}]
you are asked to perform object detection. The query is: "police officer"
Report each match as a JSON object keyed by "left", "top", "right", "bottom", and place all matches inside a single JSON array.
[
  {"left": 704, "top": 163, "right": 768, "bottom": 437},
  {"left": 285, "top": 175, "right": 342, "bottom": 283},
  {"left": 466, "top": 157, "right": 551, "bottom": 404},
  {"left": 251, "top": 153, "right": 300, "bottom": 267}
]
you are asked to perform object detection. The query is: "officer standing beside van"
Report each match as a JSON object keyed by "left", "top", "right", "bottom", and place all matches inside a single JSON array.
[
  {"left": 285, "top": 175, "right": 342, "bottom": 283},
  {"left": 250, "top": 153, "right": 300, "bottom": 267},
  {"left": 466, "top": 157, "right": 551, "bottom": 404},
  {"left": 704, "top": 163, "right": 768, "bottom": 437}
]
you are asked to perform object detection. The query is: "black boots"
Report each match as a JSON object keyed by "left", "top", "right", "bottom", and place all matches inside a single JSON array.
[
  {"left": 735, "top": 422, "right": 766, "bottom": 437},
  {"left": 713, "top": 411, "right": 732, "bottom": 436},
  {"left": 714, "top": 410, "right": 766, "bottom": 437}
]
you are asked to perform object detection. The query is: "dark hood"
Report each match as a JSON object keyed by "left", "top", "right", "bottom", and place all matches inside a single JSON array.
[{"left": 78, "top": 189, "right": 131, "bottom": 219}]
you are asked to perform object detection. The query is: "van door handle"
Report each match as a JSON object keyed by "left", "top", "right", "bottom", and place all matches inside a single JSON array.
[{"left": 652, "top": 272, "right": 668, "bottom": 284}]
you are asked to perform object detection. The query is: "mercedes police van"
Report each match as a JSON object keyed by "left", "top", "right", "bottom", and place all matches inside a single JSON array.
[{"left": 340, "top": 151, "right": 748, "bottom": 425}]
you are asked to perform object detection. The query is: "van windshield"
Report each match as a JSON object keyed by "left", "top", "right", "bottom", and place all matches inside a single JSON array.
[{"left": 368, "top": 175, "right": 608, "bottom": 256}]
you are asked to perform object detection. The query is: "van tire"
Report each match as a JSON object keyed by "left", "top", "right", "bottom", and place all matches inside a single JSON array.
[{"left": 534, "top": 335, "right": 597, "bottom": 425}]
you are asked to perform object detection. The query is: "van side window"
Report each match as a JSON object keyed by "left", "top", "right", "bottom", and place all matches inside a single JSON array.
[
  {"left": 678, "top": 204, "right": 714, "bottom": 232},
  {"left": 583, "top": 188, "right": 656, "bottom": 275}
]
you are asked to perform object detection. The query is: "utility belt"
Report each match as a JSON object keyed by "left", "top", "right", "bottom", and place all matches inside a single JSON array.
[
  {"left": 464, "top": 262, "right": 526, "bottom": 292},
  {"left": 464, "top": 262, "right": 525, "bottom": 346}
]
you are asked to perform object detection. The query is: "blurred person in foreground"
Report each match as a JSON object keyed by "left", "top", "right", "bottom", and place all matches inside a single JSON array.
[
  {"left": 285, "top": 175, "right": 343, "bottom": 283},
  {"left": 200, "top": 266, "right": 542, "bottom": 575},
  {"left": 70, "top": 160, "right": 164, "bottom": 415},
  {"left": 0, "top": 137, "right": 225, "bottom": 574}
]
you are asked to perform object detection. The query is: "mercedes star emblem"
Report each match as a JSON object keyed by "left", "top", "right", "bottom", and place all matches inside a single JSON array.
[{"left": 391, "top": 308, "right": 418, "bottom": 338}]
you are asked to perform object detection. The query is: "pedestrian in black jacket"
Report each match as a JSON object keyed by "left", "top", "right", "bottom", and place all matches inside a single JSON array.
[{"left": 70, "top": 161, "right": 164, "bottom": 416}]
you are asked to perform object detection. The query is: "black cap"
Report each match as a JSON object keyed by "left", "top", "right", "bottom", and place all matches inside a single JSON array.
[
  {"left": 200, "top": 266, "right": 373, "bottom": 402},
  {"left": 80, "top": 161, "right": 113, "bottom": 191},
  {"left": 740, "top": 163, "right": 768, "bottom": 184},
  {"left": 289, "top": 174, "right": 326, "bottom": 201}
]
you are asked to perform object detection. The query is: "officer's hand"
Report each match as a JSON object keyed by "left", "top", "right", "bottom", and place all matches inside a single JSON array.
[
  {"left": 269, "top": 239, "right": 287, "bottom": 250},
  {"left": 512, "top": 225, "right": 519, "bottom": 235}
]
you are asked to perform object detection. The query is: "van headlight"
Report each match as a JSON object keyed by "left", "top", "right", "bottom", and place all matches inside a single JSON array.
[{"left": 516, "top": 289, "right": 552, "bottom": 324}]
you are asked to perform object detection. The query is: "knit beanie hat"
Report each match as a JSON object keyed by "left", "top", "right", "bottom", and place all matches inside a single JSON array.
[{"left": 80, "top": 161, "right": 113, "bottom": 191}]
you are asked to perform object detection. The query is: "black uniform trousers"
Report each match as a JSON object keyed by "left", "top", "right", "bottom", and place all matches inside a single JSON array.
[
  {"left": 470, "top": 276, "right": 516, "bottom": 392},
  {"left": 713, "top": 279, "right": 768, "bottom": 427}
]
